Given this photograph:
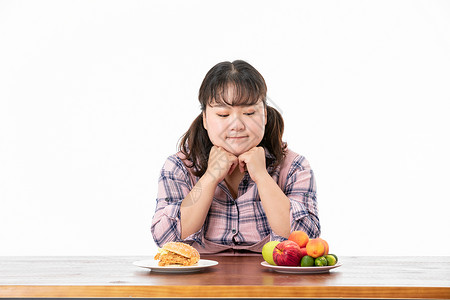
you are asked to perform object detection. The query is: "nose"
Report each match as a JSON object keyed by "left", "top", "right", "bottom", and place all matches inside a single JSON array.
[{"left": 230, "top": 116, "right": 245, "bottom": 132}]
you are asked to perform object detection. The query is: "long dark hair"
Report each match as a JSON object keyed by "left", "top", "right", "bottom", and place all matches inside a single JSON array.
[{"left": 178, "top": 60, "right": 287, "bottom": 177}]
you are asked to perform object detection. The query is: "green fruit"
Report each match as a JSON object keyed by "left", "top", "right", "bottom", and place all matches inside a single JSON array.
[
  {"left": 262, "top": 241, "right": 280, "bottom": 265},
  {"left": 329, "top": 254, "right": 338, "bottom": 263},
  {"left": 325, "top": 254, "right": 337, "bottom": 266},
  {"left": 300, "top": 255, "right": 315, "bottom": 267},
  {"left": 315, "top": 256, "right": 328, "bottom": 267}
]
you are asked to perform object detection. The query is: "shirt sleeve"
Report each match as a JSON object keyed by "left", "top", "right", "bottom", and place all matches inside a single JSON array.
[
  {"left": 150, "top": 155, "right": 203, "bottom": 247},
  {"left": 283, "top": 155, "right": 321, "bottom": 239}
]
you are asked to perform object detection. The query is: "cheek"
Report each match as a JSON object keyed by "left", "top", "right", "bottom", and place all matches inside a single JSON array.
[
  {"left": 206, "top": 116, "right": 226, "bottom": 137},
  {"left": 248, "top": 116, "right": 266, "bottom": 134}
]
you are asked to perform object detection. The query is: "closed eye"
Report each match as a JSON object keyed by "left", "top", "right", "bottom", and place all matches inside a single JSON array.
[
  {"left": 244, "top": 112, "right": 255, "bottom": 116},
  {"left": 217, "top": 114, "right": 229, "bottom": 117}
]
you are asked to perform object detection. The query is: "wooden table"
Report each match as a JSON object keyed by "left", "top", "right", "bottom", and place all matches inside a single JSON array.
[{"left": 0, "top": 256, "right": 449, "bottom": 299}]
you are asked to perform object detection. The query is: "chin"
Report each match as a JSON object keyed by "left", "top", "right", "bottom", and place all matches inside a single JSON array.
[
  {"left": 225, "top": 141, "right": 260, "bottom": 155},
  {"left": 223, "top": 145, "right": 249, "bottom": 156}
]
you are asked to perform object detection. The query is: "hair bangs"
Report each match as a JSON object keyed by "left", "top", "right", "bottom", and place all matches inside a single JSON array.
[
  {"left": 208, "top": 80, "right": 263, "bottom": 107},
  {"left": 199, "top": 60, "right": 267, "bottom": 110}
]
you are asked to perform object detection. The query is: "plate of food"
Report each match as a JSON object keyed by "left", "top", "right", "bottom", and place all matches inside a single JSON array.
[
  {"left": 260, "top": 261, "right": 342, "bottom": 274},
  {"left": 133, "top": 242, "right": 218, "bottom": 273}
]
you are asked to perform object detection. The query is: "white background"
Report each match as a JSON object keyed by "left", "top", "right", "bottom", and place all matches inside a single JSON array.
[{"left": 1, "top": 0, "right": 449, "bottom": 256}]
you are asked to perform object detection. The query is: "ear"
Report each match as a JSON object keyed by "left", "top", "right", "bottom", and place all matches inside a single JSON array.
[{"left": 202, "top": 111, "right": 207, "bottom": 130}]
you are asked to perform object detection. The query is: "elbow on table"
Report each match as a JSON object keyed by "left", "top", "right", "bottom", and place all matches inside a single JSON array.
[
  {"left": 291, "top": 216, "right": 321, "bottom": 239},
  {"left": 150, "top": 219, "right": 182, "bottom": 248}
]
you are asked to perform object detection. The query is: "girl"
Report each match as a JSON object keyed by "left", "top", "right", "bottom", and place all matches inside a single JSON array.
[{"left": 151, "top": 60, "right": 320, "bottom": 255}]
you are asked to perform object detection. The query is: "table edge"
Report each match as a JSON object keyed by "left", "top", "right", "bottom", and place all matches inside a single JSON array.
[{"left": 0, "top": 285, "right": 449, "bottom": 299}]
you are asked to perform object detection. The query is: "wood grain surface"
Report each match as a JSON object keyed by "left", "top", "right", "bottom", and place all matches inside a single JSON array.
[{"left": 0, "top": 256, "right": 449, "bottom": 298}]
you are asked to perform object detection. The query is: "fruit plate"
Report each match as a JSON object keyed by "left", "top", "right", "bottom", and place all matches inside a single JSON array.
[
  {"left": 261, "top": 261, "right": 342, "bottom": 274},
  {"left": 133, "top": 259, "right": 218, "bottom": 273}
]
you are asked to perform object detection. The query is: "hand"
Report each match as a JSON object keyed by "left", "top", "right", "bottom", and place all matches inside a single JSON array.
[
  {"left": 205, "top": 146, "right": 239, "bottom": 184},
  {"left": 238, "top": 147, "right": 268, "bottom": 183}
]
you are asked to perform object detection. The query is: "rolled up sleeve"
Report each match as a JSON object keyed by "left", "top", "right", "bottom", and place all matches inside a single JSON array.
[
  {"left": 151, "top": 156, "right": 197, "bottom": 247},
  {"left": 285, "top": 156, "right": 321, "bottom": 238}
]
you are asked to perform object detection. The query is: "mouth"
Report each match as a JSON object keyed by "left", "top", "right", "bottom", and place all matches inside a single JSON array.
[{"left": 227, "top": 136, "right": 249, "bottom": 140}]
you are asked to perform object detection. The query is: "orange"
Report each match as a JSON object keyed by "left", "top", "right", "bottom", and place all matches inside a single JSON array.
[
  {"left": 317, "top": 238, "right": 329, "bottom": 255},
  {"left": 306, "top": 238, "right": 325, "bottom": 258},
  {"left": 288, "top": 230, "right": 309, "bottom": 248}
]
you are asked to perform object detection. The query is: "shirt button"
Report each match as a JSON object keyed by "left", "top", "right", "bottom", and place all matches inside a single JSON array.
[
  {"left": 242, "top": 179, "right": 248, "bottom": 185},
  {"left": 232, "top": 229, "right": 237, "bottom": 234}
]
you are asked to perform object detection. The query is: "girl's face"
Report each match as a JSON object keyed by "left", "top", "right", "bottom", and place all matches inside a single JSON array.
[{"left": 203, "top": 100, "right": 267, "bottom": 156}]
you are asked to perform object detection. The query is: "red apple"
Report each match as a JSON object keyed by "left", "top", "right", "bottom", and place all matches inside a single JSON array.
[
  {"left": 300, "top": 247, "right": 308, "bottom": 258},
  {"left": 272, "top": 240, "right": 302, "bottom": 266}
]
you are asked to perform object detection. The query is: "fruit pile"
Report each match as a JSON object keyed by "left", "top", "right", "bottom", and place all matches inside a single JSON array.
[{"left": 262, "top": 231, "right": 338, "bottom": 267}]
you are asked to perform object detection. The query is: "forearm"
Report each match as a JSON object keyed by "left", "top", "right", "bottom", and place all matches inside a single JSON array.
[
  {"left": 180, "top": 173, "right": 217, "bottom": 239},
  {"left": 255, "top": 173, "right": 291, "bottom": 238}
]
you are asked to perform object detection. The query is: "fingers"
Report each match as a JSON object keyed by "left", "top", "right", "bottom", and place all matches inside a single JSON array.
[
  {"left": 209, "top": 146, "right": 265, "bottom": 177},
  {"left": 238, "top": 149, "right": 251, "bottom": 173},
  {"left": 238, "top": 157, "right": 246, "bottom": 173},
  {"left": 228, "top": 154, "right": 239, "bottom": 175},
  {"left": 238, "top": 147, "right": 265, "bottom": 176},
  {"left": 208, "top": 146, "right": 240, "bottom": 179},
  {"left": 228, "top": 161, "right": 238, "bottom": 175}
]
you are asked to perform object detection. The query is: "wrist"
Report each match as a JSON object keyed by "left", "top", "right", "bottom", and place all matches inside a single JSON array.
[
  {"left": 201, "top": 170, "right": 221, "bottom": 186},
  {"left": 253, "top": 170, "right": 271, "bottom": 186}
]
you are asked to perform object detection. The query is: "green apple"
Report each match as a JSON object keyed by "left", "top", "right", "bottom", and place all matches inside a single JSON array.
[{"left": 262, "top": 241, "right": 280, "bottom": 265}]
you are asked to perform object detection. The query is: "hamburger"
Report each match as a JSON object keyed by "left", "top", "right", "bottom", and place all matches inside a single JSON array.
[{"left": 154, "top": 242, "right": 200, "bottom": 266}]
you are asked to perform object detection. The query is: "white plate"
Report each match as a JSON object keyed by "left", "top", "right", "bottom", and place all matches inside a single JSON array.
[
  {"left": 133, "top": 259, "right": 218, "bottom": 273},
  {"left": 261, "top": 261, "right": 342, "bottom": 274}
]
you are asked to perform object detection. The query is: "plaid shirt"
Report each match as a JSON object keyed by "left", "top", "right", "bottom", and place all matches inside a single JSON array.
[{"left": 151, "top": 149, "right": 320, "bottom": 253}]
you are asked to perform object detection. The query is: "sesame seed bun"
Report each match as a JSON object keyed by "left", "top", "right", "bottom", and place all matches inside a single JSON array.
[
  {"left": 162, "top": 242, "right": 200, "bottom": 259},
  {"left": 154, "top": 242, "right": 200, "bottom": 266}
]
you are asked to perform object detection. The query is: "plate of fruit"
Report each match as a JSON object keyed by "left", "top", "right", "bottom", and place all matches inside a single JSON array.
[{"left": 261, "top": 231, "right": 341, "bottom": 274}]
